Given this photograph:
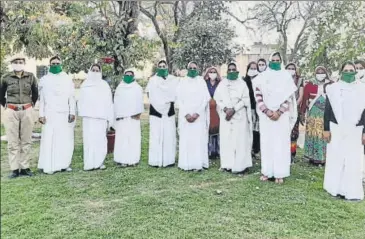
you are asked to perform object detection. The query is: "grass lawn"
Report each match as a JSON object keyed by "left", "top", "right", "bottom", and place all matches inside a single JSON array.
[{"left": 1, "top": 119, "right": 365, "bottom": 239}]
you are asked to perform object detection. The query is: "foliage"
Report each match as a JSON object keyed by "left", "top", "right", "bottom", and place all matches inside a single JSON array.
[
  {"left": 172, "top": 19, "right": 238, "bottom": 71},
  {"left": 300, "top": 1, "right": 365, "bottom": 75},
  {"left": 0, "top": 41, "right": 8, "bottom": 76}
]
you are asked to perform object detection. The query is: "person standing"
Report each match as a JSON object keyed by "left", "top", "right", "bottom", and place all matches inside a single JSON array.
[
  {"left": 301, "top": 66, "right": 332, "bottom": 165},
  {"left": 0, "top": 54, "right": 38, "bottom": 178},
  {"left": 253, "top": 52, "right": 297, "bottom": 184},
  {"left": 38, "top": 56, "right": 76, "bottom": 174},
  {"left": 146, "top": 60, "right": 179, "bottom": 167},
  {"left": 285, "top": 63, "right": 304, "bottom": 163},
  {"left": 114, "top": 70, "right": 144, "bottom": 167},
  {"left": 177, "top": 62, "right": 210, "bottom": 171},
  {"left": 214, "top": 62, "right": 252, "bottom": 174},
  {"left": 203, "top": 67, "right": 221, "bottom": 159},
  {"left": 355, "top": 59, "right": 365, "bottom": 182},
  {"left": 78, "top": 64, "right": 113, "bottom": 171},
  {"left": 243, "top": 62, "right": 260, "bottom": 159},
  {"left": 323, "top": 61, "right": 365, "bottom": 201}
]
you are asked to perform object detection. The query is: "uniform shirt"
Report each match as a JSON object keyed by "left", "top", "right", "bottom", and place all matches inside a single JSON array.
[{"left": 0, "top": 71, "right": 38, "bottom": 106}]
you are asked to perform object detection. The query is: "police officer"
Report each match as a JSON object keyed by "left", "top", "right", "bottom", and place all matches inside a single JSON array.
[{"left": 0, "top": 54, "right": 39, "bottom": 178}]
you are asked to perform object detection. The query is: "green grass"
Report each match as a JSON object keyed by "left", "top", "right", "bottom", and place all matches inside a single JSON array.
[{"left": 1, "top": 119, "right": 365, "bottom": 239}]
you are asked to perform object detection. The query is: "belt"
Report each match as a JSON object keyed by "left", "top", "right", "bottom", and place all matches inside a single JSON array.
[{"left": 7, "top": 103, "right": 32, "bottom": 111}]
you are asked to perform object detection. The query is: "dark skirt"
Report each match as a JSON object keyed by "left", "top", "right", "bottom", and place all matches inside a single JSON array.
[{"left": 208, "top": 134, "right": 220, "bottom": 158}]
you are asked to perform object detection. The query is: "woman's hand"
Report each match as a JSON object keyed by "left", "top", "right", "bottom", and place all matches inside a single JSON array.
[
  {"left": 362, "top": 133, "right": 365, "bottom": 145},
  {"left": 323, "top": 131, "right": 331, "bottom": 143},
  {"left": 39, "top": 117, "right": 46, "bottom": 124}
]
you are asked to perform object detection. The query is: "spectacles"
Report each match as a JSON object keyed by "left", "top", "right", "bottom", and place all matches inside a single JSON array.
[{"left": 51, "top": 63, "right": 61, "bottom": 66}]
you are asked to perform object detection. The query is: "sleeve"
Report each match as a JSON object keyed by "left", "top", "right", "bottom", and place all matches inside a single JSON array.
[
  {"left": 106, "top": 84, "right": 114, "bottom": 125},
  {"left": 323, "top": 95, "right": 332, "bottom": 131},
  {"left": 38, "top": 79, "right": 45, "bottom": 118},
  {"left": 300, "top": 84, "right": 310, "bottom": 115},
  {"left": 68, "top": 79, "right": 76, "bottom": 115},
  {"left": 359, "top": 109, "right": 365, "bottom": 134},
  {"left": 0, "top": 75, "right": 7, "bottom": 107},
  {"left": 195, "top": 85, "right": 211, "bottom": 116},
  {"left": 213, "top": 83, "right": 225, "bottom": 113},
  {"left": 254, "top": 86, "right": 269, "bottom": 113},
  {"left": 233, "top": 84, "right": 250, "bottom": 112},
  {"left": 30, "top": 74, "right": 39, "bottom": 106}
]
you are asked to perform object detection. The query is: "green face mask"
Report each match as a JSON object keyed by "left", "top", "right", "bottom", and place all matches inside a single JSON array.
[
  {"left": 156, "top": 68, "right": 168, "bottom": 77},
  {"left": 227, "top": 71, "right": 239, "bottom": 80},
  {"left": 49, "top": 65, "right": 63, "bottom": 74},
  {"left": 269, "top": 61, "right": 281, "bottom": 71},
  {"left": 123, "top": 75, "right": 134, "bottom": 84},
  {"left": 341, "top": 71, "right": 357, "bottom": 83},
  {"left": 187, "top": 69, "right": 199, "bottom": 78}
]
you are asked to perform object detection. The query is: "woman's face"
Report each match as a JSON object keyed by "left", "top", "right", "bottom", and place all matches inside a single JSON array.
[
  {"left": 286, "top": 65, "right": 296, "bottom": 71},
  {"left": 209, "top": 68, "right": 217, "bottom": 74},
  {"left": 158, "top": 62, "right": 167, "bottom": 69},
  {"left": 125, "top": 71, "right": 134, "bottom": 76},
  {"left": 91, "top": 66, "right": 100, "bottom": 72},
  {"left": 249, "top": 63, "right": 258, "bottom": 71},
  {"left": 316, "top": 68, "right": 325, "bottom": 74},
  {"left": 188, "top": 63, "right": 197, "bottom": 70},
  {"left": 342, "top": 64, "right": 355, "bottom": 73},
  {"left": 355, "top": 63, "right": 364, "bottom": 71},
  {"left": 228, "top": 64, "right": 237, "bottom": 72},
  {"left": 271, "top": 55, "right": 281, "bottom": 62}
]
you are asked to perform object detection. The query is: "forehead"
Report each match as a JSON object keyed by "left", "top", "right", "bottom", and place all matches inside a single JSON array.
[
  {"left": 228, "top": 64, "right": 236, "bottom": 68},
  {"left": 188, "top": 63, "right": 197, "bottom": 68},
  {"left": 125, "top": 71, "right": 134, "bottom": 75},
  {"left": 50, "top": 58, "right": 61, "bottom": 63},
  {"left": 343, "top": 64, "right": 355, "bottom": 70},
  {"left": 355, "top": 63, "right": 364, "bottom": 69},
  {"left": 91, "top": 65, "right": 100, "bottom": 70},
  {"left": 158, "top": 61, "right": 166, "bottom": 66},
  {"left": 258, "top": 61, "right": 266, "bottom": 65},
  {"left": 287, "top": 64, "right": 296, "bottom": 69},
  {"left": 209, "top": 68, "right": 217, "bottom": 72},
  {"left": 249, "top": 63, "right": 257, "bottom": 68},
  {"left": 271, "top": 55, "right": 281, "bottom": 60}
]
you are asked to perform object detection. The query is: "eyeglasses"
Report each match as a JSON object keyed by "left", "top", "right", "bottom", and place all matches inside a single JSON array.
[{"left": 51, "top": 63, "right": 61, "bottom": 66}]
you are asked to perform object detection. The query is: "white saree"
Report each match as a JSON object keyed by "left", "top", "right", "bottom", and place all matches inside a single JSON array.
[
  {"left": 253, "top": 68, "right": 297, "bottom": 178},
  {"left": 214, "top": 78, "right": 253, "bottom": 172},
  {"left": 324, "top": 81, "right": 365, "bottom": 200},
  {"left": 78, "top": 71, "right": 113, "bottom": 170},
  {"left": 38, "top": 72, "right": 76, "bottom": 174},
  {"left": 113, "top": 81, "right": 144, "bottom": 165},
  {"left": 146, "top": 74, "right": 179, "bottom": 167},
  {"left": 176, "top": 76, "right": 210, "bottom": 171}
]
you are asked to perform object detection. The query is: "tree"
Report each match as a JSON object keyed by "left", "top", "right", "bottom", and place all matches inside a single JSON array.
[
  {"left": 172, "top": 18, "right": 238, "bottom": 72},
  {"left": 226, "top": 1, "right": 323, "bottom": 65},
  {"left": 300, "top": 1, "right": 365, "bottom": 74}
]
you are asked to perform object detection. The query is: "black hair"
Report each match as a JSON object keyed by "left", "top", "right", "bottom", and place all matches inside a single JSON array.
[
  {"left": 271, "top": 52, "right": 282, "bottom": 61},
  {"left": 124, "top": 70, "right": 135, "bottom": 76},
  {"left": 49, "top": 55, "right": 61, "bottom": 64},
  {"left": 158, "top": 60, "right": 167, "bottom": 66},
  {"left": 91, "top": 63, "right": 101, "bottom": 71},
  {"left": 285, "top": 63, "right": 297, "bottom": 70},
  {"left": 228, "top": 62, "right": 237, "bottom": 68},
  {"left": 257, "top": 58, "right": 267, "bottom": 65},
  {"left": 340, "top": 61, "right": 356, "bottom": 71},
  {"left": 246, "top": 61, "right": 257, "bottom": 75},
  {"left": 354, "top": 59, "right": 365, "bottom": 68}
]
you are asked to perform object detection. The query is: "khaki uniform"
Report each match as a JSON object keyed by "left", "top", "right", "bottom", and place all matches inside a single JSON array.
[{"left": 0, "top": 71, "right": 38, "bottom": 170}]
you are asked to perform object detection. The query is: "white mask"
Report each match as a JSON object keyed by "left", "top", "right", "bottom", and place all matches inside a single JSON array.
[
  {"left": 287, "top": 69, "right": 296, "bottom": 76},
  {"left": 247, "top": 69, "right": 258, "bottom": 77},
  {"left": 356, "top": 69, "right": 365, "bottom": 82},
  {"left": 12, "top": 63, "right": 25, "bottom": 72},
  {"left": 208, "top": 73, "right": 217, "bottom": 80},
  {"left": 88, "top": 72, "right": 102, "bottom": 81},
  {"left": 316, "top": 73, "right": 327, "bottom": 82},
  {"left": 258, "top": 66, "right": 266, "bottom": 72}
]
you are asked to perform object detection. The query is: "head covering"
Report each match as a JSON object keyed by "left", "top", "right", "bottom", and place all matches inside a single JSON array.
[
  {"left": 187, "top": 61, "right": 198, "bottom": 69},
  {"left": 157, "top": 59, "right": 167, "bottom": 66},
  {"left": 124, "top": 69, "right": 135, "bottom": 75},
  {"left": 227, "top": 62, "right": 237, "bottom": 69},
  {"left": 203, "top": 67, "right": 222, "bottom": 81},
  {"left": 355, "top": 59, "right": 365, "bottom": 68},
  {"left": 269, "top": 52, "right": 282, "bottom": 61},
  {"left": 81, "top": 64, "right": 103, "bottom": 87},
  {"left": 314, "top": 66, "right": 330, "bottom": 79},
  {"left": 10, "top": 53, "right": 26, "bottom": 63}
]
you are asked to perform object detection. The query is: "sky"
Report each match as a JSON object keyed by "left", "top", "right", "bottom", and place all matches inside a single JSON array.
[{"left": 227, "top": 1, "right": 302, "bottom": 47}]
